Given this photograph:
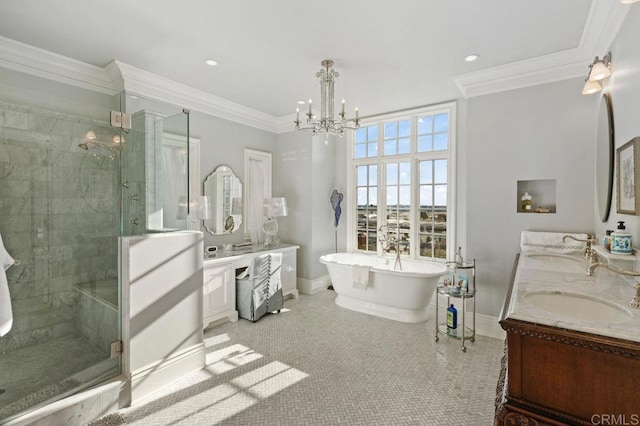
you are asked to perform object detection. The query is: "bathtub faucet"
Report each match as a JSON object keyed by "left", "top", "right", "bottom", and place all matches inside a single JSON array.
[
  {"left": 378, "top": 225, "right": 402, "bottom": 271},
  {"left": 394, "top": 249, "right": 402, "bottom": 271}
]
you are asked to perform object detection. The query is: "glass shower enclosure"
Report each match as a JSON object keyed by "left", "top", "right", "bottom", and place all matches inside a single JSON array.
[{"left": 0, "top": 91, "right": 190, "bottom": 422}]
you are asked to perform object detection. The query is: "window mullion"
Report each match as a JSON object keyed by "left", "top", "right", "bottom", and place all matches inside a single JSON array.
[
  {"left": 410, "top": 158, "right": 417, "bottom": 260},
  {"left": 377, "top": 158, "right": 385, "bottom": 256}
]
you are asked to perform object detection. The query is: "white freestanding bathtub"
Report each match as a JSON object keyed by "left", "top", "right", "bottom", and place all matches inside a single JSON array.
[{"left": 319, "top": 252, "right": 447, "bottom": 323}]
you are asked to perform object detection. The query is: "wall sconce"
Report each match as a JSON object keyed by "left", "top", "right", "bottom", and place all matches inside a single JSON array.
[
  {"left": 582, "top": 52, "right": 612, "bottom": 95},
  {"left": 582, "top": 79, "right": 602, "bottom": 95}
]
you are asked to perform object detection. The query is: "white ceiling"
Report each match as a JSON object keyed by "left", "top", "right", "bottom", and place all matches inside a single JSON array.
[{"left": 0, "top": 0, "right": 621, "bottom": 119}]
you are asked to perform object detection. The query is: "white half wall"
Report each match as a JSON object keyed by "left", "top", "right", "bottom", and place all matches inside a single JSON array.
[{"left": 121, "top": 231, "right": 205, "bottom": 403}]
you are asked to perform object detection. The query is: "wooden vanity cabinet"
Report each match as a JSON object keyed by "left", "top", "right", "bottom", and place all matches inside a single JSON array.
[{"left": 495, "top": 256, "right": 640, "bottom": 426}]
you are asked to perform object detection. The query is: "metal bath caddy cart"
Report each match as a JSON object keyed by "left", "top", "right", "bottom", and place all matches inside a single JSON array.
[{"left": 434, "top": 259, "right": 476, "bottom": 352}]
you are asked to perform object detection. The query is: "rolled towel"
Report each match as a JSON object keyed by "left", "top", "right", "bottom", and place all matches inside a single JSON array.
[
  {"left": 0, "top": 233, "right": 15, "bottom": 337},
  {"left": 520, "top": 231, "right": 588, "bottom": 254},
  {"left": 352, "top": 264, "right": 370, "bottom": 290}
]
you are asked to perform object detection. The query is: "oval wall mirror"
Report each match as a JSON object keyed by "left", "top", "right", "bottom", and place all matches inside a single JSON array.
[
  {"left": 203, "top": 165, "right": 243, "bottom": 235},
  {"left": 595, "top": 93, "right": 615, "bottom": 223}
]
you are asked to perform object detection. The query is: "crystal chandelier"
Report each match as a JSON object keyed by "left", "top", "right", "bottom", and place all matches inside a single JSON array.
[{"left": 294, "top": 60, "right": 360, "bottom": 136}]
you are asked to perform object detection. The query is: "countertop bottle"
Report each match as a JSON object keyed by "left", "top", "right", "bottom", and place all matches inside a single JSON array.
[
  {"left": 602, "top": 230, "right": 613, "bottom": 252},
  {"left": 521, "top": 192, "right": 532, "bottom": 212},
  {"left": 611, "top": 221, "right": 633, "bottom": 255},
  {"left": 447, "top": 304, "right": 457, "bottom": 330}
]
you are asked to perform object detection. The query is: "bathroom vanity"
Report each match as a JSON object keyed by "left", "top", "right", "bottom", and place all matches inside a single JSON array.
[
  {"left": 202, "top": 244, "right": 298, "bottom": 329},
  {"left": 495, "top": 252, "right": 640, "bottom": 425}
]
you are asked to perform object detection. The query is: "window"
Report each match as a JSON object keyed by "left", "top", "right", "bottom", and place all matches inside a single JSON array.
[
  {"left": 356, "top": 164, "right": 378, "bottom": 251},
  {"left": 348, "top": 103, "right": 455, "bottom": 260}
]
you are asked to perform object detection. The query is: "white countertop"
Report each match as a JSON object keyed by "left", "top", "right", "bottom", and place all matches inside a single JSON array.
[
  {"left": 204, "top": 243, "right": 299, "bottom": 264},
  {"left": 506, "top": 252, "right": 640, "bottom": 343}
]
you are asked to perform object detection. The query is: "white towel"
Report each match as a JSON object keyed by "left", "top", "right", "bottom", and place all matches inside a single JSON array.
[
  {"left": 352, "top": 265, "right": 370, "bottom": 290},
  {"left": 0, "top": 233, "right": 15, "bottom": 337},
  {"left": 520, "top": 231, "right": 588, "bottom": 254}
]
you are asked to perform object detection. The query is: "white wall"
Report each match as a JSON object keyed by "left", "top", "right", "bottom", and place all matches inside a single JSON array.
[
  {"left": 275, "top": 131, "right": 339, "bottom": 280},
  {"left": 310, "top": 134, "right": 339, "bottom": 276},
  {"left": 192, "top": 111, "right": 278, "bottom": 249},
  {"left": 465, "top": 78, "right": 596, "bottom": 317},
  {"left": 594, "top": 7, "right": 640, "bottom": 246},
  {"left": 123, "top": 95, "right": 279, "bottom": 249}
]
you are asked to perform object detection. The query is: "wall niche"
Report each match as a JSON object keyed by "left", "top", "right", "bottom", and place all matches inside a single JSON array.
[{"left": 517, "top": 179, "right": 556, "bottom": 214}]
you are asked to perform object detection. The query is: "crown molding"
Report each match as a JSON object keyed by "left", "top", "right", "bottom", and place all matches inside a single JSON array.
[
  {"left": 453, "top": 0, "right": 629, "bottom": 99},
  {"left": 0, "top": 37, "right": 278, "bottom": 133},
  {"left": 276, "top": 113, "right": 298, "bottom": 134},
  {"left": 0, "top": 0, "right": 631, "bottom": 124},
  {"left": 110, "top": 61, "right": 277, "bottom": 133},
  {"left": 452, "top": 48, "right": 590, "bottom": 99},
  {"left": 0, "top": 36, "right": 116, "bottom": 95},
  {"left": 580, "top": 0, "right": 630, "bottom": 56}
]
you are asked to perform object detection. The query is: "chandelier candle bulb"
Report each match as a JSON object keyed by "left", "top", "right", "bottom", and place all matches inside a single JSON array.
[
  {"left": 296, "top": 108, "right": 299, "bottom": 122},
  {"left": 341, "top": 99, "right": 345, "bottom": 115},
  {"left": 355, "top": 107, "right": 359, "bottom": 121},
  {"left": 308, "top": 99, "right": 312, "bottom": 116}
]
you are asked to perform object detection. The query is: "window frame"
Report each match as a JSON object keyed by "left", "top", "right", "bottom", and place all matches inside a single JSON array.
[{"left": 346, "top": 102, "right": 457, "bottom": 261}]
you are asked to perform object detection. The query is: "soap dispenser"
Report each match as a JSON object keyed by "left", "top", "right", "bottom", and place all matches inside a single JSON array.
[
  {"left": 611, "top": 221, "right": 633, "bottom": 255},
  {"left": 602, "top": 230, "right": 613, "bottom": 252}
]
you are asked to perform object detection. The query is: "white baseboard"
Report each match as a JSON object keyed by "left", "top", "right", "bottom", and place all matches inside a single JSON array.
[
  {"left": 475, "top": 312, "right": 506, "bottom": 340},
  {"left": 297, "top": 275, "right": 331, "bottom": 295},
  {"left": 130, "top": 342, "right": 205, "bottom": 404}
]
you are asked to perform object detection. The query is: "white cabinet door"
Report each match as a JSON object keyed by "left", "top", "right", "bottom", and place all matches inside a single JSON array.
[{"left": 203, "top": 262, "right": 237, "bottom": 328}]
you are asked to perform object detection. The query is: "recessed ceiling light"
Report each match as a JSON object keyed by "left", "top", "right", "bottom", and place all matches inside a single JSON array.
[
  {"left": 205, "top": 59, "right": 218, "bottom": 67},
  {"left": 297, "top": 100, "right": 306, "bottom": 105},
  {"left": 464, "top": 54, "right": 480, "bottom": 62}
]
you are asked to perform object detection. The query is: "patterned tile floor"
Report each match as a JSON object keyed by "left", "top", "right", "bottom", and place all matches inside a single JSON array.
[
  {"left": 112, "top": 290, "right": 504, "bottom": 426},
  {"left": 0, "top": 334, "right": 109, "bottom": 421}
]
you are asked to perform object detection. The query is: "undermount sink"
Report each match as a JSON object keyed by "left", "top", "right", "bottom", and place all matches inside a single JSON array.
[
  {"left": 526, "top": 254, "right": 583, "bottom": 264},
  {"left": 524, "top": 291, "right": 632, "bottom": 323},
  {"left": 522, "top": 253, "right": 586, "bottom": 274}
]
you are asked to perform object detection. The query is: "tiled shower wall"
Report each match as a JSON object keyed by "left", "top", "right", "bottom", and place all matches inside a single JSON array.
[
  {"left": 120, "top": 110, "right": 162, "bottom": 236},
  {"left": 0, "top": 101, "right": 118, "bottom": 354}
]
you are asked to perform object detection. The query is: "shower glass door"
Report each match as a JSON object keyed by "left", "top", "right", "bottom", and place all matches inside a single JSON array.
[
  {"left": 0, "top": 100, "right": 122, "bottom": 422},
  {"left": 0, "top": 89, "right": 191, "bottom": 422}
]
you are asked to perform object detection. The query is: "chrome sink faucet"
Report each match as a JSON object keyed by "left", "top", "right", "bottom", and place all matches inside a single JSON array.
[
  {"left": 563, "top": 234, "right": 598, "bottom": 265},
  {"left": 588, "top": 262, "right": 640, "bottom": 309}
]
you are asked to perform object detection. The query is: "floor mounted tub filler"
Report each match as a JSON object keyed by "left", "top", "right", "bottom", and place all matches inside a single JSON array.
[{"left": 319, "top": 252, "right": 447, "bottom": 323}]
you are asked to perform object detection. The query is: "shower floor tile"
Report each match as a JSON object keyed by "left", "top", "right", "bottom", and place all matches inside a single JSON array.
[{"left": 0, "top": 334, "right": 111, "bottom": 420}]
